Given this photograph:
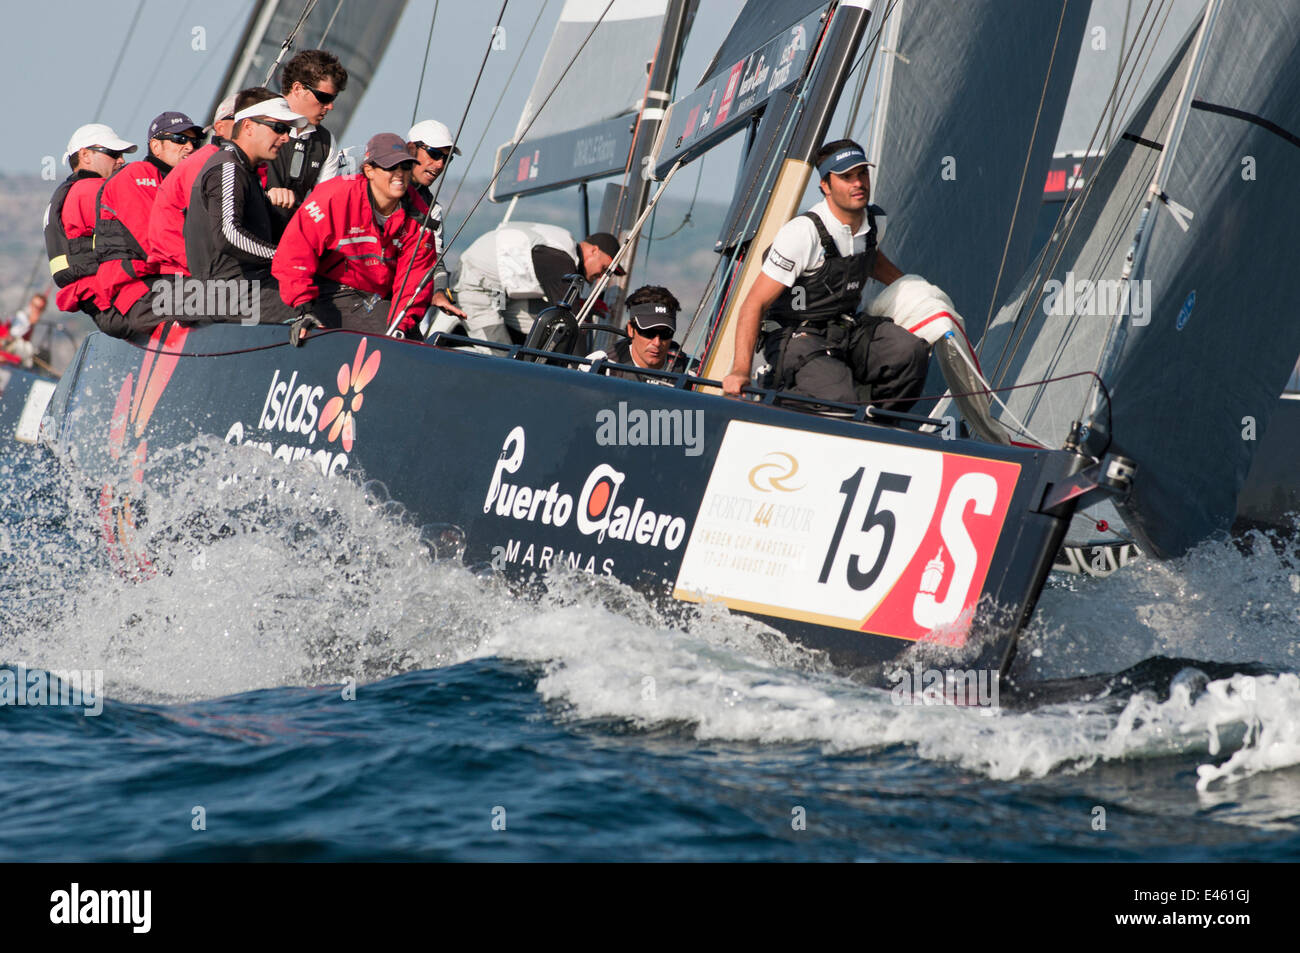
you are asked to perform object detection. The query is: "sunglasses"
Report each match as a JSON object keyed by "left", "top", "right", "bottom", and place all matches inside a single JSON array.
[
  {"left": 632, "top": 323, "right": 673, "bottom": 341},
  {"left": 248, "top": 117, "right": 294, "bottom": 135},
  {"left": 86, "top": 146, "right": 125, "bottom": 160},
  {"left": 375, "top": 162, "right": 415, "bottom": 175},
  {"left": 155, "top": 132, "right": 204, "bottom": 146},
  {"left": 304, "top": 84, "right": 338, "bottom": 105},
  {"left": 419, "top": 144, "right": 452, "bottom": 162}
]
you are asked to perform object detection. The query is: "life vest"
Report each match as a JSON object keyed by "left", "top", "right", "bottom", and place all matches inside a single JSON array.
[
  {"left": 767, "top": 208, "right": 880, "bottom": 325},
  {"left": 495, "top": 223, "right": 576, "bottom": 299},
  {"left": 43, "top": 170, "right": 102, "bottom": 287}
]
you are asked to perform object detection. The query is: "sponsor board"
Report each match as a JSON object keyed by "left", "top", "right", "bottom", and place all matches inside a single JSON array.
[
  {"left": 483, "top": 425, "right": 689, "bottom": 551},
  {"left": 673, "top": 421, "right": 1021, "bottom": 644}
]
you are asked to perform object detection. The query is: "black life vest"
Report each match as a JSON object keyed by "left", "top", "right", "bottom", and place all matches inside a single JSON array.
[
  {"left": 767, "top": 207, "right": 881, "bottom": 325},
  {"left": 43, "top": 170, "right": 102, "bottom": 288},
  {"left": 265, "top": 125, "right": 333, "bottom": 236},
  {"left": 94, "top": 156, "right": 170, "bottom": 273}
]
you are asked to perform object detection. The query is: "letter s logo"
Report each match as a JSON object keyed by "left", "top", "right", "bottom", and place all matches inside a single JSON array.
[{"left": 912, "top": 472, "right": 997, "bottom": 629}]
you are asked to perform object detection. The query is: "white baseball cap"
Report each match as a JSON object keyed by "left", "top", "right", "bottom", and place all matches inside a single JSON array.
[
  {"left": 206, "top": 93, "right": 239, "bottom": 132},
  {"left": 64, "top": 123, "right": 138, "bottom": 164},
  {"left": 232, "top": 96, "right": 310, "bottom": 128},
  {"left": 407, "top": 119, "right": 461, "bottom": 155}
]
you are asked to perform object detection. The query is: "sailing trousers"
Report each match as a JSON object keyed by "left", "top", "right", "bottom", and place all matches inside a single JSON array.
[
  {"left": 765, "top": 314, "right": 929, "bottom": 412},
  {"left": 309, "top": 283, "right": 394, "bottom": 337}
]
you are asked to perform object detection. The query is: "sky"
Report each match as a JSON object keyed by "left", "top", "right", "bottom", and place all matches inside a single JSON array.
[{"left": 1, "top": 0, "right": 748, "bottom": 196}]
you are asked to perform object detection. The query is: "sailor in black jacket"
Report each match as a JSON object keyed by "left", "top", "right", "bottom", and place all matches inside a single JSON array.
[{"left": 184, "top": 90, "right": 308, "bottom": 324}]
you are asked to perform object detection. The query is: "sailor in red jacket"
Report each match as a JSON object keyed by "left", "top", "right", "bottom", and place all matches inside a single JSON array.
[
  {"left": 147, "top": 95, "right": 237, "bottom": 277},
  {"left": 274, "top": 133, "right": 438, "bottom": 342},
  {"left": 43, "top": 123, "right": 136, "bottom": 318},
  {"left": 93, "top": 110, "right": 203, "bottom": 337}
]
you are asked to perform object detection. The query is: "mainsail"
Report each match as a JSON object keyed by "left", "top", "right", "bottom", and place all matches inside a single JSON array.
[
  {"left": 491, "top": 0, "right": 672, "bottom": 201},
  {"left": 979, "top": 0, "right": 1300, "bottom": 557},
  {"left": 210, "top": 0, "right": 409, "bottom": 140}
]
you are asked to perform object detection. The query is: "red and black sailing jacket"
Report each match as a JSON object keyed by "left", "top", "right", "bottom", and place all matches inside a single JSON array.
[
  {"left": 272, "top": 174, "right": 437, "bottom": 334},
  {"left": 43, "top": 170, "right": 106, "bottom": 315},
  {"left": 94, "top": 155, "right": 170, "bottom": 314},
  {"left": 148, "top": 142, "right": 219, "bottom": 276}
]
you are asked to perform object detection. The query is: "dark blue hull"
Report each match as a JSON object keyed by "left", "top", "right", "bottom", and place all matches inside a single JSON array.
[{"left": 44, "top": 323, "right": 1100, "bottom": 675}]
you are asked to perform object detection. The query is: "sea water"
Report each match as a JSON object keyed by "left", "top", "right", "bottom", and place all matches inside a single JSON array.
[{"left": 1, "top": 439, "right": 1297, "bottom": 862}]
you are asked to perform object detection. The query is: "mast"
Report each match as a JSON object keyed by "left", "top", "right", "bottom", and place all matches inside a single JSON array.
[
  {"left": 609, "top": 0, "right": 694, "bottom": 305},
  {"left": 699, "top": 0, "right": 875, "bottom": 383}
]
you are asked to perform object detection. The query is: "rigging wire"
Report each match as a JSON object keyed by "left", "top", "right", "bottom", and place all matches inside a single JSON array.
[
  {"left": 316, "top": 0, "right": 346, "bottom": 47},
  {"left": 95, "top": 0, "right": 148, "bottom": 117},
  {"left": 173, "top": 9, "right": 248, "bottom": 105},
  {"left": 389, "top": 0, "right": 516, "bottom": 330},
  {"left": 443, "top": 0, "right": 550, "bottom": 217},
  {"left": 124, "top": 0, "right": 200, "bottom": 134},
  {"left": 979, "top": 0, "right": 1073, "bottom": 343},
  {"left": 411, "top": 0, "right": 441, "bottom": 125},
  {"left": 984, "top": 0, "right": 1174, "bottom": 382},
  {"left": 262, "top": 0, "right": 320, "bottom": 87}
]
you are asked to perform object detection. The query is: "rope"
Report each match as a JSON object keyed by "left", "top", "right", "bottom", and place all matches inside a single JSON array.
[
  {"left": 125, "top": 0, "right": 200, "bottom": 134},
  {"left": 646, "top": 156, "right": 703, "bottom": 241}
]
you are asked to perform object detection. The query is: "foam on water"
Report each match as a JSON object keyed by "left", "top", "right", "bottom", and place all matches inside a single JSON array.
[{"left": 3, "top": 438, "right": 1298, "bottom": 798}]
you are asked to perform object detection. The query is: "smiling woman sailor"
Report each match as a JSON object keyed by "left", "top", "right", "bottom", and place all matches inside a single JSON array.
[{"left": 273, "top": 133, "right": 438, "bottom": 342}]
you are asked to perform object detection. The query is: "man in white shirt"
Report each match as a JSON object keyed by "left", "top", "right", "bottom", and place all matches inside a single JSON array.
[{"left": 722, "top": 138, "right": 928, "bottom": 411}]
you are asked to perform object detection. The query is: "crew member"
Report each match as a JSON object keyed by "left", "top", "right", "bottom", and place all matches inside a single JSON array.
[
  {"left": 586, "top": 285, "right": 686, "bottom": 384},
  {"left": 265, "top": 49, "right": 348, "bottom": 236},
  {"left": 452, "top": 225, "right": 624, "bottom": 345},
  {"left": 93, "top": 111, "right": 204, "bottom": 336},
  {"left": 1, "top": 293, "right": 48, "bottom": 368},
  {"left": 722, "top": 138, "right": 928, "bottom": 411},
  {"left": 405, "top": 119, "right": 465, "bottom": 329},
  {"left": 147, "top": 93, "right": 239, "bottom": 277},
  {"left": 185, "top": 90, "right": 308, "bottom": 325},
  {"left": 274, "top": 133, "right": 437, "bottom": 341},
  {"left": 43, "top": 123, "right": 136, "bottom": 319}
]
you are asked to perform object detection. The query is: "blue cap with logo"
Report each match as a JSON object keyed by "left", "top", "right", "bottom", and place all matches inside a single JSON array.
[
  {"left": 149, "top": 111, "right": 203, "bottom": 140},
  {"left": 817, "top": 144, "right": 873, "bottom": 179}
]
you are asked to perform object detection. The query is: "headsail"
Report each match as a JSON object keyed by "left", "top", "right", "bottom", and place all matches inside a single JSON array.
[
  {"left": 210, "top": 0, "right": 409, "bottom": 140},
  {"left": 492, "top": 0, "right": 671, "bottom": 201},
  {"left": 1105, "top": 0, "right": 1300, "bottom": 555},
  {"left": 979, "top": 0, "right": 1300, "bottom": 556}
]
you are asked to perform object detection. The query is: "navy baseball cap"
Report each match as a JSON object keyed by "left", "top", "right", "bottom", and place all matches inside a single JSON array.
[
  {"left": 817, "top": 144, "right": 873, "bottom": 179},
  {"left": 149, "top": 111, "right": 203, "bottom": 139},
  {"left": 629, "top": 300, "right": 676, "bottom": 333},
  {"left": 584, "top": 232, "right": 626, "bottom": 275}
]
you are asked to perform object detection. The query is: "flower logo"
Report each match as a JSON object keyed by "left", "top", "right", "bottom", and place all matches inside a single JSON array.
[{"left": 318, "top": 337, "right": 381, "bottom": 452}]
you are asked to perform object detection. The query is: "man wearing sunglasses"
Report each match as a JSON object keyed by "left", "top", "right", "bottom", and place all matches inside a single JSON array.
[
  {"left": 275, "top": 133, "right": 438, "bottom": 342},
  {"left": 405, "top": 119, "right": 466, "bottom": 331},
  {"left": 92, "top": 111, "right": 204, "bottom": 336},
  {"left": 44, "top": 123, "right": 137, "bottom": 319},
  {"left": 586, "top": 285, "right": 687, "bottom": 384},
  {"left": 148, "top": 92, "right": 240, "bottom": 278},
  {"left": 185, "top": 91, "right": 308, "bottom": 325},
  {"left": 265, "top": 49, "right": 348, "bottom": 238}
]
